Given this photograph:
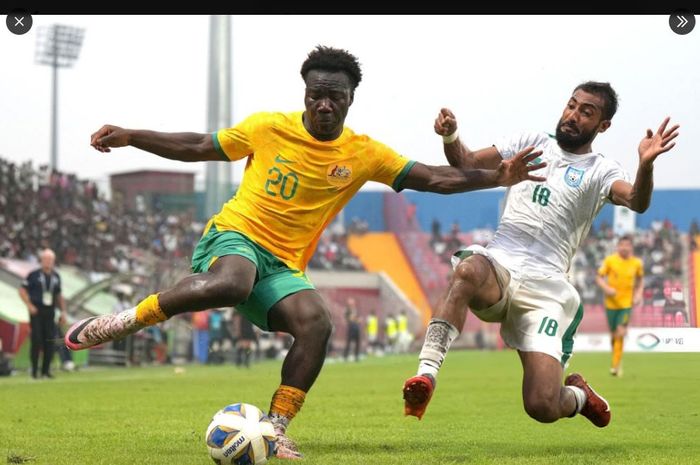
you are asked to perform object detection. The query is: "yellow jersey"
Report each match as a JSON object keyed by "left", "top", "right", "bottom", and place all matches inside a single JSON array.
[
  {"left": 397, "top": 314, "right": 408, "bottom": 333},
  {"left": 386, "top": 318, "right": 397, "bottom": 339},
  {"left": 366, "top": 315, "right": 378, "bottom": 336},
  {"left": 211, "top": 111, "right": 415, "bottom": 271},
  {"left": 598, "top": 253, "right": 644, "bottom": 310}
]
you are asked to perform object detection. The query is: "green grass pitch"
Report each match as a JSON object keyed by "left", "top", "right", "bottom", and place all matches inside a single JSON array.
[{"left": 2, "top": 350, "right": 699, "bottom": 465}]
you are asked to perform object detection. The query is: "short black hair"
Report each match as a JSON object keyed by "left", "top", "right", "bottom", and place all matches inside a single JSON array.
[
  {"left": 300, "top": 45, "right": 363, "bottom": 90},
  {"left": 574, "top": 81, "right": 619, "bottom": 121},
  {"left": 618, "top": 234, "right": 634, "bottom": 243}
]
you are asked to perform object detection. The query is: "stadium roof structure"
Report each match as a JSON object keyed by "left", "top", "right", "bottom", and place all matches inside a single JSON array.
[
  {"left": 0, "top": 260, "right": 118, "bottom": 324},
  {"left": 0, "top": 280, "right": 28, "bottom": 324}
]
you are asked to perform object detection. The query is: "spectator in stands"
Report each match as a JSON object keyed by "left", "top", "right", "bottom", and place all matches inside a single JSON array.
[
  {"left": 343, "top": 298, "right": 361, "bottom": 362},
  {"left": 596, "top": 235, "right": 644, "bottom": 377},
  {"left": 142, "top": 325, "right": 164, "bottom": 364},
  {"left": 405, "top": 83, "right": 679, "bottom": 429},
  {"left": 191, "top": 310, "right": 209, "bottom": 364},
  {"left": 18, "top": 248, "right": 66, "bottom": 379},
  {"left": 334, "top": 234, "right": 364, "bottom": 270},
  {"left": 55, "top": 323, "right": 75, "bottom": 372},
  {"left": 430, "top": 218, "right": 447, "bottom": 255},
  {"left": 474, "top": 321, "right": 487, "bottom": 350},
  {"left": 441, "top": 222, "right": 464, "bottom": 264},
  {"left": 309, "top": 230, "right": 365, "bottom": 271},
  {"left": 431, "top": 218, "right": 442, "bottom": 241},
  {"left": 406, "top": 202, "right": 418, "bottom": 228},
  {"left": 66, "top": 45, "right": 543, "bottom": 459},
  {"left": 208, "top": 309, "right": 226, "bottom": 364},
  {"left": 662, "top": 285, "right": 688, "bottom": 325},
  {"left": 234, "top": 310, "right": 258, "bottom": 368},
  {"left": 690, "top": 220, "right": 699, "bottom": 251},
  {"left": 0, "top": 339, "right": 12, "bottom": 376},
  {"left": 348, "top": 216, "right": 369, "bottom": 235}
]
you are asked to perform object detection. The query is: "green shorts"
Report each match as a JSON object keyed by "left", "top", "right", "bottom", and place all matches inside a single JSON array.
[
  {"left": 605, "top": 308, "right": 631, "bottom": 332},
  {"left": 191, "top": 225, "right": 315, "bottom": 330}
]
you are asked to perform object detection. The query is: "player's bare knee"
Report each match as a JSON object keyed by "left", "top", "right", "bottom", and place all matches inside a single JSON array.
[
  {"left": 451, "top": 256, "right": 492, "bottom": 299},
  {"left": 452, "top": 257, "right": 487, "bottom": 288},
  {"left": 292, "top": 306, "right": 333, "bottom": 343},
  {"left": 310, "top": 312, "right": 333, "bottom": 344}
]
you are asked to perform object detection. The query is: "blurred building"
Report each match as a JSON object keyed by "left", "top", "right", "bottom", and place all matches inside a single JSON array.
[{"left": 110, "top": 170, "right": 196, "bottom": 215}]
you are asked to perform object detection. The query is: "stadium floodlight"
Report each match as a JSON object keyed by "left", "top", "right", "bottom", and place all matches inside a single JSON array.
[{"left": 35, "top": 24, "right": 85, "bottom": 171}]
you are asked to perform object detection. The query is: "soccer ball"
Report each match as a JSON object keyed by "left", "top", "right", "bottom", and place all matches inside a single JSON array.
[{"left": 205, "top": 402, "right": 277, "bottom": 465}]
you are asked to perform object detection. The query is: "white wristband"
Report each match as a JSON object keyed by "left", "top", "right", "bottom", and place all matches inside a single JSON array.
[{"left": 442, "top": 130, "right": 459, "bottom": 144}]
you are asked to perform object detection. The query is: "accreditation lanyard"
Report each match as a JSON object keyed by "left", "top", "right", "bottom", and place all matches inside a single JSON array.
[{"left": 39, "top": 272, "right": 55, "bottom": 306}]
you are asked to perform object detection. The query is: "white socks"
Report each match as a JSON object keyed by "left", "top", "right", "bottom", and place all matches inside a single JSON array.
[
  {"left": 268, "top": 413, "right": 290, "bottom": 432},
  {"left": 417, "top": 318, "right": 460, "bottom": 378},
  {"left": 565, "top": 385, "right": 587, "bottom": 415}
]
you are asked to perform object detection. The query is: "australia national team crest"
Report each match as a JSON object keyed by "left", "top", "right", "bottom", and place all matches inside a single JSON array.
[
  {"left": 327, "top": 164, "right": 353, "bottom": 186},
  {"left": 564, "top": 166, "right": 585, "bottom": 188}
]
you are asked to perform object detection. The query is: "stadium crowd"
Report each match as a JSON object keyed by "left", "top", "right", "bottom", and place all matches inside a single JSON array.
[
  {"left": 0, "top": 156, "right": 363, "bottom": 274},
  {"left": 571, "top": 220, "right": 684, "bottom": 306},
  {"left": 0, "top": 157, "right": 202, "bottom": 272},
  {"left": 307, "top": 230, "right": 364, "bottom": 271},
  {"left": 424, "top": 210, "right": 684, "bottom": 310}
]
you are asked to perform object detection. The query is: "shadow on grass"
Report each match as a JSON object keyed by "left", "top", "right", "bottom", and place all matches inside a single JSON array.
[{"left": 6, "top": 452, "right": 35, "bottom": 464}]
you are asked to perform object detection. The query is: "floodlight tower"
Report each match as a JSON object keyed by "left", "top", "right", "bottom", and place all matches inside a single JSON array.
[
  {"left": 35, "top": 24, "right": 85, "bottom": 171},
  {"left": 205, "top": 15, "right": 232, "bottom": 218}
]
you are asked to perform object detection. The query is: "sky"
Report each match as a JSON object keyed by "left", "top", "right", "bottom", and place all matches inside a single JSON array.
[{"left": 0, "top": 15, "right": 698, "bottom": 194}]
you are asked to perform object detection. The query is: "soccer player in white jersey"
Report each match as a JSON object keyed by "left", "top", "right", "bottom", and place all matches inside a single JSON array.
[{"left": 403, "top": 82, "right": 680, "bottom": 428}]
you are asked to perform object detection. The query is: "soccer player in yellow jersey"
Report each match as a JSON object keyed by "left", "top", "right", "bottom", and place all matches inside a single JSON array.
[
  {"left": 596, "top": 235, "right": 644, "bottom": 376},
  {"left": 65, "top": 45, "right": 545, "bottom": 459}
]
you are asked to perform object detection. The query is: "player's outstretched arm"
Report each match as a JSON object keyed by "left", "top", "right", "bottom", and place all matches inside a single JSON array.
[
  {"left": 401, "top": 146, "right": 546, "bottom": 194},
  {"left": 434, "top": 108, "right": 503, "bottom": 170},
  {"left": 609, "top": 117, "right": 680, "bottom": 213},
  {"left": 90, "top": 124, "right": 222, "bottom": 162}
]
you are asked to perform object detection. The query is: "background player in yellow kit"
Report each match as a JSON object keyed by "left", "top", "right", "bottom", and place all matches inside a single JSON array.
[
  {"left": 65, "top": 45, "right": 545, "bottom": 459},
  {"left": 596, "top": 235, "right": 644, "bottom": 376}
]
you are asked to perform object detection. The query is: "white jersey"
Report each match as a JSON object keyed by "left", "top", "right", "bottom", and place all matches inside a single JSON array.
[{"left": 488, "top": 132, "right": 630, "bottom": 278}]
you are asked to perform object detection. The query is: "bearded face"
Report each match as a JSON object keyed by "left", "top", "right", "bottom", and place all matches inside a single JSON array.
[
  {"left": 554, "top": 89, "right": 611, "bottom": 152},
  {"left": 555, "top": 116, "right": 598, "bottom": 152}
]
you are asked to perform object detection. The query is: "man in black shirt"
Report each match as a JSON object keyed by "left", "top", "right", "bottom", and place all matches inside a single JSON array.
[
  {"left": 18, "top": 249, "right": 67, "bottom": 379},
  {"left": 343, "top": 297, "right": 361, "bottom": 362}
]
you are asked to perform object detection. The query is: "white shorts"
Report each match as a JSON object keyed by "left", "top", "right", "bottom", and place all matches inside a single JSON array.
[{"left": 452, "top": 245, "right": 583, "bottom": 367}]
